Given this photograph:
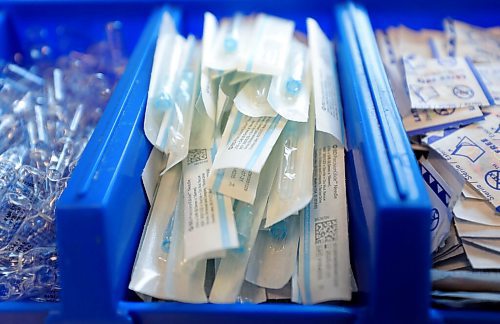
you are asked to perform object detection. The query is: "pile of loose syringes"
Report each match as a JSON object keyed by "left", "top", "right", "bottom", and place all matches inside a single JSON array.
[{"left": 0, "top": 21, "right": 126, "bottom": 301}]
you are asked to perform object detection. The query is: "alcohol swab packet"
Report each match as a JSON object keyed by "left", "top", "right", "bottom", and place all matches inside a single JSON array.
[
  {"left": 418, "top": 158, "right": 454, "bottom": 252},
  {"left": 403, "top": 107, "right": 484, "bottom": 136},
  {"left": 474, "top": 62, "right": 500, "bottom": 105},
  {"left": 444, "top": 19, "right": 500, "bottom": 63},
  {"left": 403, "top": 56, "right": 491, "bottom": 109},
  {"left": 454, "top": 195, "right": 500, "bottom": 227},
  {"left": 429, "top": 112, "right": 500, "bottom": 213},
  {"left": 297, "top": 132, "right": 351, "bottom": 304},
  {"left": 376, "top": 29, "right": 413, "bottom": 118}
]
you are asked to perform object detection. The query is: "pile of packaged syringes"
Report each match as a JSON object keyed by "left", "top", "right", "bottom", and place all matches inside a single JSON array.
[{"left": 129, "top": 12, "right": 355, "bottom": 304}]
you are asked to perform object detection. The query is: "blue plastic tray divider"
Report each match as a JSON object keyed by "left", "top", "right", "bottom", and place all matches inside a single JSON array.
[{"left": 335, "top": 3, "right": 432, "bottom": 323}]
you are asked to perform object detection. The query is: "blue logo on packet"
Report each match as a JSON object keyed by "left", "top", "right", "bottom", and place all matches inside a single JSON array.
[
  {"left": 485, "top": 170, "right": 500, "bottom": 191},
  {"left": 451, "top": 136, "right": 485, "bottom": 163},
  {"left": 430, "top": 208, "right": 440, "bottom": 231},
  {"left": 453, "top": 85, "right": 474, "bottom": 99},
  {"left": 434, "top": 108, "right": 455, "bottom": 116}
]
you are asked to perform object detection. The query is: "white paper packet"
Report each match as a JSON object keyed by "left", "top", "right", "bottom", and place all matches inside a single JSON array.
[
  {"left": 403, "top": 107, "right": 484, "bottom": 136},
  {"left": 429, "top": 112, "right": 500, "bottom": 213},
  {"left": 307, "top": 18, "right": 345, "bottom": 145},
  {"left": 462, "top": 182, "right": 486, "bottom": 201},
  {"left": 445, "top": 19, "right": 500, "bottom": 63},
  {"left": 463, "top": 238, "right": 500, "bottom": 254},
  {"left": 297, "top": 132, "right": 351, "bottom": 304},
  {"left": 268, "top": 39, "right": 311, "bottom": 122},
  {"left": 455, "top": 218, "right": 500, "bottom": 238},
  {"left": 182, "top": 148, "right": 239, "bottom": 262},
  {"left": 209, "top": 145, "right": 279, "bottom": 303},
  {"left": 212, "top": 107, "right": 287, "bottom": 174},
  {"left": 454, "top": 196, "right": 500, "bottom": 227},
  {"left": 403, "top": 56, "right": 491, "bottom": 109},
  {"left": 265, "top": 111, "right": 314, "bottom": 227},
  {"left": 419, "top": 158, "right": 454, "bottom": 252},
  {"left": 246, "top": 215, "right": 300, "bottom": 289},
  {"left": 462, "top": 241, "right": 500, "bottom": 270},
  {"left": 474, "top": 62, "right": 500, "bottom": 105}
]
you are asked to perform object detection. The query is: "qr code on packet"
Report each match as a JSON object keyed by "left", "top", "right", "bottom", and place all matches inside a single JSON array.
[
  {"left": 187, "top": 149, "right": 208, "bottom": 165},
  {"left": 314, "top": 220, "right": 337, "bottom": 244}
]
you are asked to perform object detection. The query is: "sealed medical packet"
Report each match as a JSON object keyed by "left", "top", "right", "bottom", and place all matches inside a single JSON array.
[
  {"left": 307, "top": 18, "right": 345, "bottom": 146},
  {"left": 403, "top": 56, "right": 490, "bottom": 109},
  {"left": 297, "top": 132, "right": 351, "bottom": 304},
  {"left": 430, "top": 112, "right": 500, "bottom": 213}
]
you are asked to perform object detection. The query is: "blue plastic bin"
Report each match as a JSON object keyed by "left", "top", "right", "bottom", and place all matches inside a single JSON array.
[
  {"left": 56, "top": 2, "right": 365, "bottom": 323},
  {"left": 0, "top": 0, "right": 445, "bottom": 323},
  {"left": 338, "top": 1, "right": 500, "bottom": 323}
]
